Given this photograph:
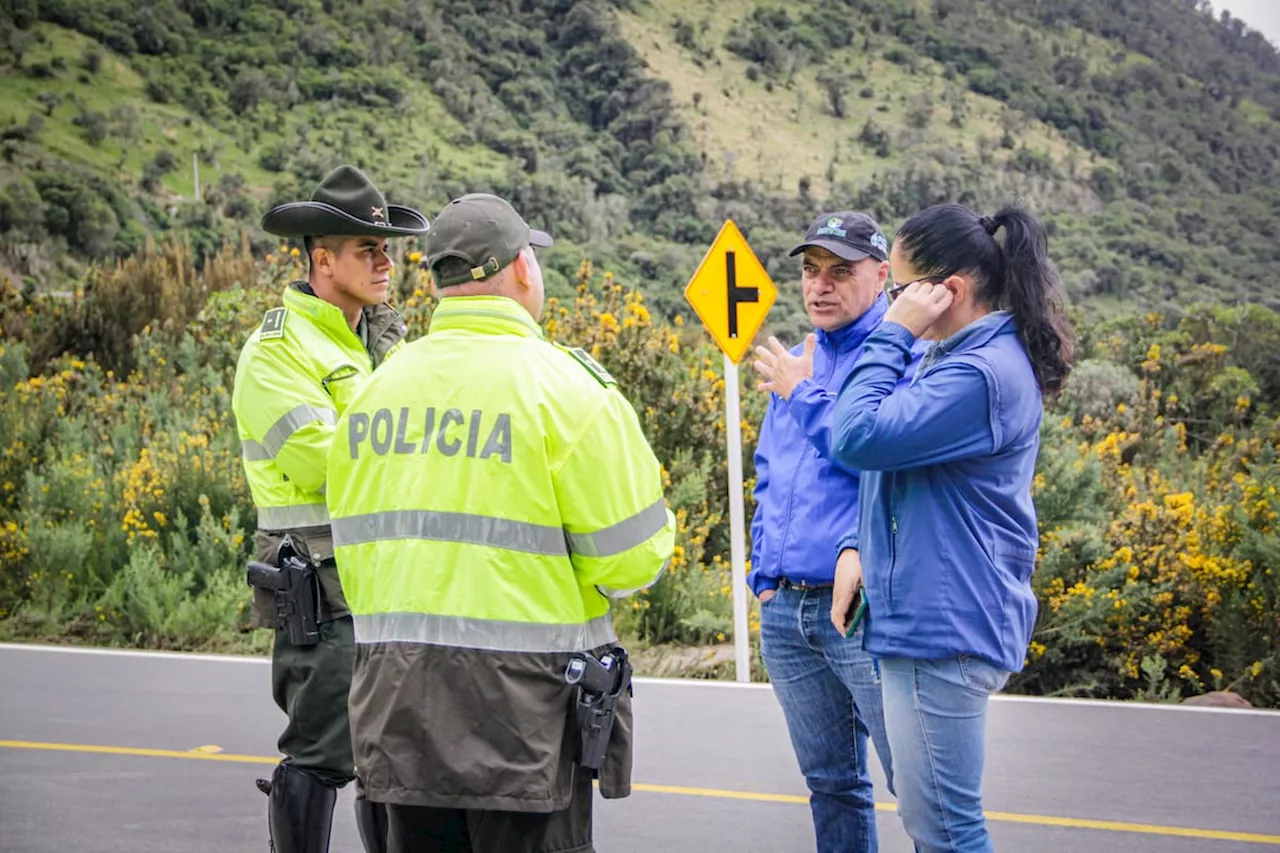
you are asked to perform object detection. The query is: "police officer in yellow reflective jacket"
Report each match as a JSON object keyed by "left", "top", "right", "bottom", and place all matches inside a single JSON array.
[
  {"left": 233, "top": 165, "right": 428, "bottom": 853},
  {"left": 326, "top": 193, "right": 676, "bottom": 853}
]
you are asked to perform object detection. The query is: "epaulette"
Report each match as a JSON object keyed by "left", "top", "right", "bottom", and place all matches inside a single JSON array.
[
  {"left": 258, "top": 307, "right": 287, "bottom": 341},
  {"left": 555, "top": 343, "right": 617, "bottom": 387}
]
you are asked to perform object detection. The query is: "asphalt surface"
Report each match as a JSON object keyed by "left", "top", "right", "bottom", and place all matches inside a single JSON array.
[{"left": 1, "top": 643, "right": 1278, "bottom": 852}]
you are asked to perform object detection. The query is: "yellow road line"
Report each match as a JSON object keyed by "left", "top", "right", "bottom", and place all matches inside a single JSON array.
[
  {"left": 630, "top": 781, "right": 1280, "bottom": 844},
  {"left": 4, "top": 739, "right": 1279, "bottom": 845},
  {"left": 0, "top": 739, "right": 277, "bottom": 765}
]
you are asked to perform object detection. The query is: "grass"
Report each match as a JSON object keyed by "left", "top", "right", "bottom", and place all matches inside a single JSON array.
[
  {"left": 1237, "top": 97, "right": 1274, "bottom": 127},
  {"left": 616, "top": 0, "right": 1100, "bottom": 200},
  {"left": 0, "top": 24, "right": 275, "bottom": 196},
  {"left": 0, "top": 22, "right": 509, "bottom": 204}
]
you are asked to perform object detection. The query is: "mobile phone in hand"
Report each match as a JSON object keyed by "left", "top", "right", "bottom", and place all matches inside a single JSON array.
[{"left": 843, "top": 586, "right": 867, "bottom": 639}]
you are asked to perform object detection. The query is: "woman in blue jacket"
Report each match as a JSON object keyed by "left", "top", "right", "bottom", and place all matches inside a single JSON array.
[{"left": 829, "top": 203, "right": 1074, "bottom": 853}]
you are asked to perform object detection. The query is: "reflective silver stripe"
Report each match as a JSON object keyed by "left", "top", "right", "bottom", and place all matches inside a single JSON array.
[
  {"left": 566, "top": 499, "right": 669, "bottom": 558},
  {"left": 241, "top": 440, "right": 271, "bottom": 461},
  {"left": 352, "top": 611, "right": 616, "bottom": 653},
  {"left": 331, "top": 510, "right": 568, "bottom": 556},
  {"left": 258, "top": 503, "right": 330, "bottom": 530},
  {"left": 261, "top": 405, "right": 337, "bottom": 457},
  {"left": 597, "top": 557, "right": 670, "bottom": 599}
]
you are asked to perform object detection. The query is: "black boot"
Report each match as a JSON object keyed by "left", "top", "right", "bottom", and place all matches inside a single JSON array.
[
  {"left": 260, "top": 762, "right": 337, "bottom": 853},
  {"left": 354, "top": 793, "right": 389, "bottom": 853}
]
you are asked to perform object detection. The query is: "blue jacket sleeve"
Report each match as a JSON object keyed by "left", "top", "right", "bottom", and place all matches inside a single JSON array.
[
  {"left": 747, "top": 399, "right": 776, "bottom": 596},
  {"left": 783, "top": 379, "right": 859, "bottom": 476},
  {"left": 832, "top": 323, "right": 995, "bottom": 472}
]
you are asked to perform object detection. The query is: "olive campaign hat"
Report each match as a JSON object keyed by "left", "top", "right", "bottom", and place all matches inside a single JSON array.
[
  {"left": 423, "top": 193, "right": 553, "bottom": 286},
  {"left": 261, "top": 165, "right": 430, "bottom": 238}
]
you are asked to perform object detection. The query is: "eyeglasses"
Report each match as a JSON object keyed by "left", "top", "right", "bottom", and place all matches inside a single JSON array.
[{"left": 885, "top": 276, "right": 945, "bottom": 302}]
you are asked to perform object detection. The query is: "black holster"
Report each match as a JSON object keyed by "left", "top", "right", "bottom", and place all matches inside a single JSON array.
[
  {"left": 564, "top": 645, "right": 631, "bottom": 775},
  {"left": 247, "top": 540, "right": 321, "bottom": 647}
]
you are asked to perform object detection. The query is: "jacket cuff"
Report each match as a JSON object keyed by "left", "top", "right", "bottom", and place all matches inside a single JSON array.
[
  {"left": 837, "top": 530, "right": 859, "bottom": 555},
  {"left": 748, "top": 572, "right": 779, "bottom": 597},
  {"left": 876, "top": 321, "right": 919, "bottom": 349},
  {"left": 788, "top": 376, "right": 816, "bottom": 400}
]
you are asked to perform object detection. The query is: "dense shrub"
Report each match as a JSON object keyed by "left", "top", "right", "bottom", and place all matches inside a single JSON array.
[{"left": 2, "top": 244, "right": 1277, "bottom": 704}]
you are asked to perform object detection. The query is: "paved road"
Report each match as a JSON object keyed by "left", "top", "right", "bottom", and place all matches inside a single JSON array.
[{"left": 1, "top": 643, "right": 1277, "bottom": 852}]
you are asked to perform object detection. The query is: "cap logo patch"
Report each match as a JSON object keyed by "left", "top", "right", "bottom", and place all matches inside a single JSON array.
[
  {"left": 815, "top": 216, "right": 848, "bottom": 238},
  {"left": 371, "top": 206, "right": 385, "bottom": 220},
  {"left": 870, "top": 233, "right": 888, "bottom": 255}
]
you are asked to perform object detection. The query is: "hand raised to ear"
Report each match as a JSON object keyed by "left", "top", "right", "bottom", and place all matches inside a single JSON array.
[{"left": 884, "top": 281, "right": 954, "bottom": 337}]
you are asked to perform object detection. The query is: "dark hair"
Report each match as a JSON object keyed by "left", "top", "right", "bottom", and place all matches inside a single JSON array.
[
  {"left": 430, "top": 255, "right": 474, "bottom": 287},
  {"left": 304, "top": 235, "right": 349, "bottom": 276},
  {"left": 895, "top": 203, "right": 1075, "bottom": 396}
]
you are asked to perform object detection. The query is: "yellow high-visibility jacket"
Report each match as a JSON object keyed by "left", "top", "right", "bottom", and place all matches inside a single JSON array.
[
  {"left": 232, "top": 282, "right": 406, "bottom": 622},
  {"left": 327, "top": 294, "right": 674, "bottom": 811}
]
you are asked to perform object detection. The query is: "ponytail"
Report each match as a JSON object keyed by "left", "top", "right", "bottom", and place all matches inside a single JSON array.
[
  {"left": 987, "top": 206, "right": 1075, "bottom": 397},
  {"left": 894, "top": 202, "right": 1076, "bottom": 397}
]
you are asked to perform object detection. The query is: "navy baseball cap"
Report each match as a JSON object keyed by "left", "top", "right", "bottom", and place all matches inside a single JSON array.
[{"left": 789, "top": 211, "right": 889, "bottom": 263}]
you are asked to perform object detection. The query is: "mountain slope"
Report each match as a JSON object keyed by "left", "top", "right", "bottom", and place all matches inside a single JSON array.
[{"left": 1, "top": 0, "right": 1277, "bottom": 336}]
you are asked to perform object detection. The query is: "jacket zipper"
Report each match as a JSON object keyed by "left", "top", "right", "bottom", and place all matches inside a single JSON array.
[
  {"left": 776, "top": 450, "right": 804, "bottom": 576},
  {"left": 776, "top": 340, "right": 831, "bottom": 576},
  {"left": 886, "top": 472, "right": 898, "bottom": 605}
]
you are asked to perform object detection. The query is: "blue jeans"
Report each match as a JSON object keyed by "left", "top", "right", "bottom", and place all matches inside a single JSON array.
[
  {"left": 760, "top": 585, "right": 894, "bottom": 853},
  {"left": 879, "top": 656, "right": 1011, "bottom": 853}
]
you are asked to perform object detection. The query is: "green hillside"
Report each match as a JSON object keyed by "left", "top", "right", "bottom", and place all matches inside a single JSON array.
[{"left": 2, "top": 0, "right": 1278, "bottom": 337}]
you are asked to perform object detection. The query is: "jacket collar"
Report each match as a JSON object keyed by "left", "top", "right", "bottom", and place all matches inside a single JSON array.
[
  {"left": 916, "top": 310, "right": 1015, "bottom": 379},
  {"left": 428, "top": 295, "right": 544, "bottom": 339},
  {"left": 284, "top": 281, "right": 361, "bottom": 341},
  {"left": 936, "top": 309, "right": 1015, "bottom": 355},
  {"left": 816, "top": 293, "right": 889, "bottom": 352}
]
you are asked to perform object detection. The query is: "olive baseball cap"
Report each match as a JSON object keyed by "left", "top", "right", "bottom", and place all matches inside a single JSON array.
[
  {"left": 423, "top": 193, "right": 554, "bottom": 286},
  {"left": 789, "top": 211, "right": 889, "bottom": 263}
]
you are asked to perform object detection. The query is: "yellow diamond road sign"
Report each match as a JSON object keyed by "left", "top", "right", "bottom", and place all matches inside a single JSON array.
[{"left": 683, "top": 220, "right": 777, "bottom": 364}]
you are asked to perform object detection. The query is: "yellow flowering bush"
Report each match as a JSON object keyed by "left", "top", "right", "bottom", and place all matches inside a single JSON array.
[
  {"left": 1, "top": 240, "right": 1277, "bottom": 703},
  {"left": 1020, "top": 303, "right": 1280, "bottom": 706}
]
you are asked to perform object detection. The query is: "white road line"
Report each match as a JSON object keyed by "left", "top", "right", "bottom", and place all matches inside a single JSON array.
[
  {"left": 2, "top": 643, "right": 1274, "bottom": 717},
  {"left": 0, "top": 642, "right": 269, "bottom": 665}
]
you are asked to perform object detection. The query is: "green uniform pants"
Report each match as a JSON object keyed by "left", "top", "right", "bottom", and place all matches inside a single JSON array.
[
  {"left": 385, "top": 768, "right": 594, "bottom": 853},
  {"left": 272, "top": 614, "right": 357, "bottom": 789}
]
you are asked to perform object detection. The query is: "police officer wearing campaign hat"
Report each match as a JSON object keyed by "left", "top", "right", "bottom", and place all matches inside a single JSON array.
[
  {"left": 325, "top": 192, "right": 675, "bottom": 852},
  {"left": 748, "top": 210, "right": 925, "bottom": 852},
  {"left": 233, "top": 164, "right": 428, "bottom": 853}
]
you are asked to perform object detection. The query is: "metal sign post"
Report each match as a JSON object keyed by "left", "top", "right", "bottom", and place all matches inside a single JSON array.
[{"left": 683, "top": 220, "right": 777, "bottom": 682}]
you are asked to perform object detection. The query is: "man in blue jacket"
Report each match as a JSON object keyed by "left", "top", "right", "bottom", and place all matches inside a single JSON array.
[{"left": 750, "top": 211, "right": 921, "bottom": 853}]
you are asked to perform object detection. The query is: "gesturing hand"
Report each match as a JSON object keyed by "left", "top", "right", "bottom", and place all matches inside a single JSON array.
[
  {"left": 752, "top": 334, "right": 815, "bottom": 400},
  {"left": 884, "top": 280, "right": 954, "bottom": 338}
]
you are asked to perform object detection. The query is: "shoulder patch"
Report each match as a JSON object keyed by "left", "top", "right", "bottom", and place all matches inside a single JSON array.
[
  {"left": 557, "top": 344, "right": 617, "bottom": 387},
  {"left": 259, "top": 308, "right": 287, "bottom": 341}
]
